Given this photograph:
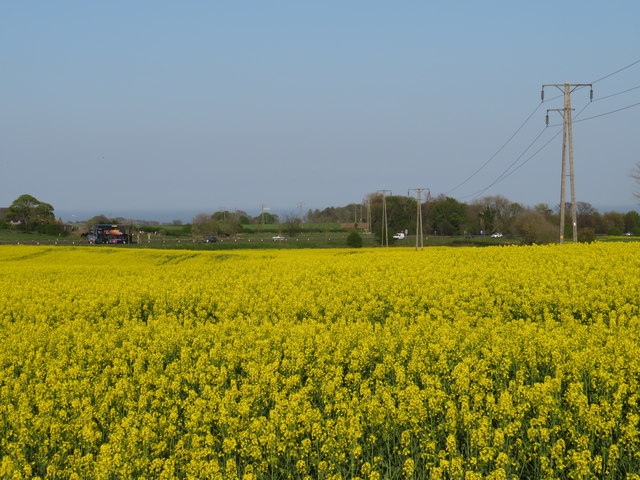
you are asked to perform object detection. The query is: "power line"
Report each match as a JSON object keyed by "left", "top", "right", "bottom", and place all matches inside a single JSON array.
[
  {"left": 593, "top": 84, "right": 640, "bottom": 102},
  {"left": 448, "top": 57, "right": 640, "bottom": 200},
  {"left": 462, "top": 127, "right": 549, "bottom": 200},
  {"left": 460, "top": 65, "right": 640, "bottom": 200},
  {"left": 547, "top": 100, "right": 593, "bottom": 127},
  {"left": 573, "top": 101, "right": 640, "bottom": 124},
  {"left": 591, "top": 58, "right": 640, "bottom": 84},
  {"left": 501, "top": 128, "right": 563, "bottom": 180},
  {"left": 504, "top": 102, "right": 594, "bottom": 178},
  {"left": 500, "top": 101, "right": 592, "bottom": 180},
  {"left": 445, "top": 103, "right": 543, "bottom": 195},
  {"left": 549, "top": 100, "right": 640, "bottom": 126},
  {"left": 543, "top": 92, "right": 564, "bottom": 103},
  {"left": 465, "top": 100, "right": 594, "bottom": 199},
  {"left": 543, "top": 83, "right": 593, "bottom": 243}
]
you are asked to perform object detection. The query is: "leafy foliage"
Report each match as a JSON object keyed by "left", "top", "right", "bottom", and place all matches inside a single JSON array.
[
  {"left": 6, "top": 194, "right": 55, "bottom": 231},
  {"left": 368, "top": 194, "right": 416, "bottom": 244},
  {"left": 426, "top": 195, "right": 470, "bottom": 235},
  {"left": 346, "top": 231, "right": 363, "bottom": 248}
]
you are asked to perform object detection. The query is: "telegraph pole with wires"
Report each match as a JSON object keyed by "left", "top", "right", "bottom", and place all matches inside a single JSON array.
[
  {"left": 364, "top": 196, "right": 372, "bottom": 234},
  {"left": 260, "top": 204, "right": 270, "bottom": 225},
  {"left": 542, "top": 82, "right": 593, "bottom": 243},
  {"left": 296, "top": 202, "right": 304, "bottom": 222},
  {"left": 408, "top": 188, "right": 429, "bottom": 250},
  {"left": 378, "top": 190, "right": 392, "bottom": 247}
]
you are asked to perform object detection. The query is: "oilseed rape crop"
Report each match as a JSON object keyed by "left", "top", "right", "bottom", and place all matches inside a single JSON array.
[{"left": 1, "top": 243, "right": 640, "bottom": 480}]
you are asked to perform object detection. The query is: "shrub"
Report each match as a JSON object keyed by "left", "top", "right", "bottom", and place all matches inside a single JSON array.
[
  {"left": 36, "top": 223, "right": 69, "bottom": 236},
  {"left": 514, "top": 211, "right": 557, "bottom": 245},
  {"left": 346, "top": 231, "right": 363, "bottom": 248},
  {"left": 578, "top": 228, "right": 595, "bottom": 243}
]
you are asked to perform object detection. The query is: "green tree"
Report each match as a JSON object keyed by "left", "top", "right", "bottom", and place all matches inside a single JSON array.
[
  {"left": 367, "top": 194, "right": 416, "bottom": 245},
  {"left": 307, "top": 204, "right": 362, "bottom": 224},
  {"left": 534, "top": 203, "right": 553, "bottom": 217},
  {"left": 624, "top": 210, "right": 640, "bottom": 233},
  {"left": 282, "top": 214, "right": 303, "bottom": 238},
  {"left": 576, "top": 201, "right": 597, "bottom": 229},
  {"left": 211, "top": 211, "right": 243, "bottom": 236},
  {"left": 425, "top": 195, "right": 470, "bottom": 235},
  {"left": 471, "top": 195, "right": 501, "bottom": 233},
  {"left": 255, "top": 212, "right": 279, "bottom": 224},
  {"left": 346, "top": 231, "right": 363, "bottom": 248},
  {"left": 471, "top": 195, "right": 524, "bottom": 235},
  {"left": 602, "top": 211, "right": 625, "bottom": 235},
  {"left": 6, "top": 194, "right": 55, "bottom": 231},
  {"left": 578, "top": 227, "right": 596, "bottom": 243},
  {"left": 514, "top": 211, "right": 557, "bottom": 244},
  {"left": 191, "top": 213, "right": 220, "bottom": 236},
  {"left": 87, "top": 214, "right": 113, "bottom": 227}
]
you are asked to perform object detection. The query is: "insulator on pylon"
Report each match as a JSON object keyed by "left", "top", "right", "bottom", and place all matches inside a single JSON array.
[
  {"left": 545, "top": 113, "right": 549, "bottom": 126},
  {"left": 541, "top": 89, "right": 545, "bottom": 102},
  {"left": 590, "top": 88, "right": 594, "bottom": 101}
]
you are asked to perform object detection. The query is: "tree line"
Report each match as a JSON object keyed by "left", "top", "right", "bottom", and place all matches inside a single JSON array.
[
  {"left": 0, "top": 194, "right": 67, "bottom": 235},
  {"left": 367, "top": 193, "right": 640, "bottom": 244},
  {"left": 186, "top": 193, "right": 640, "bottom": 245},
  {"left": 3, "top": 185, "right": 640, "bottom": 245}
]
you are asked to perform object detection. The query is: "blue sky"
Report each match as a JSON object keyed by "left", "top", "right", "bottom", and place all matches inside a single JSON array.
[{"left": 1, "top": 1, "right": 639, "bottom": 222}]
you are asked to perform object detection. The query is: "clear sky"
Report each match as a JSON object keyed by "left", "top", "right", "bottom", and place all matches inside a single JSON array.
[{"left": 2, "top": 1, "right": 639, "bottom": 222}]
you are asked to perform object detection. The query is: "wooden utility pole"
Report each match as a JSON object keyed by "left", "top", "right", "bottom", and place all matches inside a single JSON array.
[
  {"left": 409, "top": 188, "right": 429, "bottom": 250},
  {"left": 297, "top": 202, "right": 304, "bottom": 222},
  {"left": 364, "top": 196, "right": 372, "bottom": 234},
  {"left": 542, "top": 82, "right": 592, "bottom": 243},
  {"left": 379, "top": 190, "right": 392, "bottom": 247}
]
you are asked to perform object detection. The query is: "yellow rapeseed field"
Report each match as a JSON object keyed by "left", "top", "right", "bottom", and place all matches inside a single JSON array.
[{"left": 1, "top": 243, "right": 639, "bottom": 480}]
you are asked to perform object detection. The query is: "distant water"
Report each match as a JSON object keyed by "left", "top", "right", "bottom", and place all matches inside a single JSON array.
[
  {"left": 56, "top": 205, "right": 639, "bottom": 225},
  {"left": 56, "top": 208, "right": 289, "bottom": 224},
  {"left": 57, "top": 209, "right": 207, "bottom": 224}
]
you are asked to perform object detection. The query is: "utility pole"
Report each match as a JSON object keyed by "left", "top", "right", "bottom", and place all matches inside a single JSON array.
[
  {"left": 409, "top": 188, "right": 429, "bottom": 250},
  {"left": 379, "top": 190, "right": 392, "bottom": 247},
  {"left": 542, "top": 82, "right": 592, "bottom": 243},
  {"left": 296, "top": 202, "right": 304, "bottom": 222}
]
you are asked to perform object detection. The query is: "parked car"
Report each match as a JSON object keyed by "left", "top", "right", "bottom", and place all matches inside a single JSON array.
[
  {"left": 202, "top": 236, "right": 218, "bottom": 243},
  {"left": 272, "top": 235, "right": 287, "bottom": 241},
  {"left": 393, "top": 232, "right": 405, "bottom": 240},
  {"left": 490, "top": 232, "right": 503, "bottom": 238}
]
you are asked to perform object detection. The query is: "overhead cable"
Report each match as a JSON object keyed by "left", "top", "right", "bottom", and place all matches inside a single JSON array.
[
  {"left": 467, "top": 101, "right": 593, "bottom": 198},
  {"left": 461, "top": 127, "right": 549, "bottom": 200},
  {"left": 445, "top": 103, "right": 542, "bottom": 195},
  {"left": 593, "top": 84, "right": 640, "bottom": 101},
  {"left": 448, "top": 57, "right": 640, "bottom": 199},
  {"left": 573, "top": 101, "right": 640, "bottom": 124},
  {"left": 591, "top": 58, "right": 640, "bottom": 84}
]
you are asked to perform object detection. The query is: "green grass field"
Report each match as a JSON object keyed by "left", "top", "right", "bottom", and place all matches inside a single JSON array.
[{"left": 0, "top": 227, "right": 637, "bottom": 250}]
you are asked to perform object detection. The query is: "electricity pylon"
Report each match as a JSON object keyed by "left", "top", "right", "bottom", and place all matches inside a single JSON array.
[
  {"left": 409, "top": 188, "right": 429, "bottom": 250},
  {"left": 542, "top": 82, "right": 592, "bottom": 243},
  {"left": 379, "top": 190, "right": 392, "bottom": 247}
]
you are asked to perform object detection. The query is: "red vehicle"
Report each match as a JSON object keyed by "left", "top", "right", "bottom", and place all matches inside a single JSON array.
[{"left": 88, "top": 224, "right": 132, "bottom": 244}]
